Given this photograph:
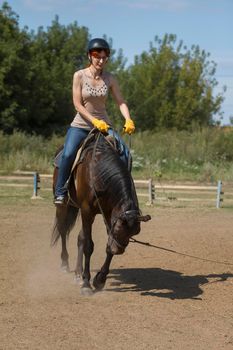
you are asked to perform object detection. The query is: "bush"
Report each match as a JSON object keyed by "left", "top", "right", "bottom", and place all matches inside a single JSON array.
[
  {"left": 0, "top": 131, "right": 64, "bottom": 173},
  {"left": 0, "top": 127, "right": 233, "bottom": 182}
]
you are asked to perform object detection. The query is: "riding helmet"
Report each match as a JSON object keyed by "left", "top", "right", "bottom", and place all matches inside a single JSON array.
[{"left": 87, "top": 38, "right": 110, "bottom": 56}]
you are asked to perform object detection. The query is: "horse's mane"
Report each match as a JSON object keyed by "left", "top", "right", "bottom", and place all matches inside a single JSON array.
[{"left": 90, "top": 133, "right": 138, "bottom": 208}]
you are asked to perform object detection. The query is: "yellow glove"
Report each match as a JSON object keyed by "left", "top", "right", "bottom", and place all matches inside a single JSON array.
[
  {"left": 123, "top": 119, "right": 135, "bottom": 135},
  {"left": 92, "top": 118, "right": 109, "bottom": 133}
]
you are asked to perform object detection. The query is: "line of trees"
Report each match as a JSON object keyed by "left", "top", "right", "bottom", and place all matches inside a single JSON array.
[{"left": 0, "top": 2, "right": 226, "bottom": 136}]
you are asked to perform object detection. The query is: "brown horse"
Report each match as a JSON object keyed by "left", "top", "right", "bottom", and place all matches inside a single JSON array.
[{"left": 51, "top": 130, "right": 151, "bottom": 295}]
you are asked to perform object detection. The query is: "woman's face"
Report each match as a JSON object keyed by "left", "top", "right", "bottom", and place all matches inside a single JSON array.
[{"left": 90, "top": 50, "right": 109, "bottom": 70}]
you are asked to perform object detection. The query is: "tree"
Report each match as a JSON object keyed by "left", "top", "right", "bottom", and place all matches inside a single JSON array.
[
  {"left": 26, "top": 17, "right": 89, "bottom": 135},
  {"left": 123, "top": 34, "right": 224, "bottom": 130},
  {"left": 0, "top": 3, "right": 226, "bottom": 135},
  {"left": 0, "top": 3, "right": 126, "bottom": 135},
  {"left": 0, "top": 2, "right": 31, "bottom": 132},
  {"left": 104, "top": 36, "right": 127, "bottom": 129}
]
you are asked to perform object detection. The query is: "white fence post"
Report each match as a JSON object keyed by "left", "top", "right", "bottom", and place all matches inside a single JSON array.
[
  {"left": 148, "top": 178, "right": 155, "bottom": 205},
  {"left": 216, "top": 180, "right": 223, "bottom": 208},
  {"left": 31, "top": 172, "right": 41, "bottom": 199}
]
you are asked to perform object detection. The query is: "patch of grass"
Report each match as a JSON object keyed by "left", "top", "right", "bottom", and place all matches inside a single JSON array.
[
  {"left": 0, "top": 186, "right": 53, "bottom": 207},
  {"left": 1, "top": 128, "right": 233, "bottom": 182}
]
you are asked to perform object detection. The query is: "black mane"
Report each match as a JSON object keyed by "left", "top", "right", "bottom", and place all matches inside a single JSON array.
[{"left": 91, "top": 133, "right": 138, "bottom": 209}]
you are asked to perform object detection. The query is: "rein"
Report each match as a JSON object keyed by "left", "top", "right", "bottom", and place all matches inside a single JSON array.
[
  {"left": 91, "top": 131, "right": 111, "bottom": 230},
  {"left": 90, "top": 131, "right": 118, "bottom": 235},
  {"left": 129, "top": 237, "right": 233, "bottom": 267}
]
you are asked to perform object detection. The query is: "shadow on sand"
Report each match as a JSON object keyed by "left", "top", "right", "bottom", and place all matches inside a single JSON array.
[{"left": 106, "top": 268, "right": 233, "bottom": 300}]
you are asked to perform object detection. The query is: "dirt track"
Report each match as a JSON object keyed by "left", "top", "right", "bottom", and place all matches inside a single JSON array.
[{"left": 0, "top": 200, "right": 233, "bottom": 350}]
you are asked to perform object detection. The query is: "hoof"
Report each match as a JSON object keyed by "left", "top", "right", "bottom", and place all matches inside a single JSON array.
[
  {"left": 74, "top": 275, "right": 84, "bottom": 286},
  {"left": 60, "top": 263, "right": 70, "bottom": 273},
  {"left": 80, "top": 287, "right": 94, "bottom": 297},
  {"left": 93, "top": 272, "right": 106, "bottom": 291}
]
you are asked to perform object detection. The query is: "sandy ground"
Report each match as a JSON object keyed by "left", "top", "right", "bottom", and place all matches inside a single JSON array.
[{"left": 0, "top": 200, "right": 233, "bottom": 350}]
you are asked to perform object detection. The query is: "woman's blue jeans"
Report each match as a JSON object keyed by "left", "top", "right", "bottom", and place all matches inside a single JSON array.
[
  {"left": 55, "top": 127, "right": 130, "bottom": 197},
  {"left": 55, "top": 127, "right": 89, "bottom": 197}
]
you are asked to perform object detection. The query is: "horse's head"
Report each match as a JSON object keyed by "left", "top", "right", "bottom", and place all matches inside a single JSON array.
[{"left": 107, "top": 209, "right": 151, "bottom": 255}]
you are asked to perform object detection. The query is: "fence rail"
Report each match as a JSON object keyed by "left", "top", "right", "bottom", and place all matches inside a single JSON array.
[
  {"left": 0, "top": 173, "right": 154, "bottom": 204},
  {"left": 0, "top": 171, "right": 230, "bottom": 208}
]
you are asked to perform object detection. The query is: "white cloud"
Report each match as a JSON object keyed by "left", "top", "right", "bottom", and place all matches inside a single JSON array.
[
  {"left": 21, "top": 0, "right": 226, "bottom": 13},
  {"left": 114, "top": 0, "right": 230, "bottom": 12},
  {"left": 21, "top": 0, "right": 196, "bottom": 12},
  {"left": 22, "top": 0, "right": 82, "bottom": 12},
  {"left": 118, "top": 0, "right": 190, "bottom": 11}
]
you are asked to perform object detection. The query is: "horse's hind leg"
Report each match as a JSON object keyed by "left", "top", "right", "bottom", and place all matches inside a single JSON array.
[
  {"left": 60, "top": 232, "right": 69, "bottom": 272},
  {"left": 57, "top": 206, "right": 70, "bottom": 272},
  {"left": 51, "top": 205, "right": 78, "bottom": 273}
]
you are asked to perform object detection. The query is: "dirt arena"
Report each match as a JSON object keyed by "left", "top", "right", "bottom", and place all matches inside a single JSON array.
[{"left": 0, "top": 198, "right": 233, "bottom": 350}]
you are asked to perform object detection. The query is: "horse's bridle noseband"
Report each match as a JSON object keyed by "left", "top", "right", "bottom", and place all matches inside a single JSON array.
[
  {"left": 110, "top": 209, "right": 141, "bottom": 235},
  {"left": 107, "top": 209, "right": 141, "bottom": 251}
]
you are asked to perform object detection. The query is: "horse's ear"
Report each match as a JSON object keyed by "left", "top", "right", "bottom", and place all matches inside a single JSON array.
[{"left": 138, "top": 214, "right": 151, "bottom": 222}]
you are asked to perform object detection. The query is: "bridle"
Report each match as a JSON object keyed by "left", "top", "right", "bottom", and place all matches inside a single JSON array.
[
  {"left": 108, "top": 208, "right": 141, "bottom": 250},
  {"left": 110, "top": 209, "right": 141, "bottom": 234}
]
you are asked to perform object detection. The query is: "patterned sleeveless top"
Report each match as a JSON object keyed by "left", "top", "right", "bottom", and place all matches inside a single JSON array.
[{"left": 71, "top": 68, "right": 112, "bottom": 129}]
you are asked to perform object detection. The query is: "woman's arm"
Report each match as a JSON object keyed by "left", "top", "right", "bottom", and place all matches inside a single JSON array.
[
  {"left": 110, "top": 75, "right": 135, "bottom": 134},
  {"left": 110, "top": 75, "right": 132, "bottom": 121}
]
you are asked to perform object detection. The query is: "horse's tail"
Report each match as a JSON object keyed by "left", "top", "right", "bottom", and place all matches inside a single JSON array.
[{"left": 51, "top": 205, "right": 79, "bottom": 246}]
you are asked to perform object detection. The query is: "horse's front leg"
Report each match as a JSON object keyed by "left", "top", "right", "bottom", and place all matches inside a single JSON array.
[
  {"left": 93, "top": 249, "right": 113, "bottom": 291},
  {"left": 76, "top": 210, "right": 95, "bottom": 296}
]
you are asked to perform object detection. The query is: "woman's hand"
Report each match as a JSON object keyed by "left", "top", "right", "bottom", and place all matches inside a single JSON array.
[
  {"left": 123, "top": 119, "right": 135, "bottom": 134},
  {"left": 92, "top": 118, "right": 110, "bottom": 133}
]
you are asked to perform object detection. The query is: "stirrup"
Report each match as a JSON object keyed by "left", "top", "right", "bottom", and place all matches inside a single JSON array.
[{"left": 54, "top": 195, "right": 66, "bottom": 205}]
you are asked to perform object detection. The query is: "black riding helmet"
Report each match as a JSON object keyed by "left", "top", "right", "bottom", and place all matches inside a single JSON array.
[{"left": 87, "top": 38, "right": 110, "bottom": 56}]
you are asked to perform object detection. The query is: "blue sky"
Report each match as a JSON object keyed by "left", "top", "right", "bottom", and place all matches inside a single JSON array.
[{"left": 2, "top": 0, "right": 233, "bottom": 124}]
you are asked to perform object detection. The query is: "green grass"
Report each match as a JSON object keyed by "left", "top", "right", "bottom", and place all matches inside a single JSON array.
[
  {"left": 0, "top": 185, "right": 53, "bottom": 206},
  {"left": 125, "top": 127, "right": 233, "bottom": 182},
  {"left": 1, "top": 127, "right": 233, "bottom": 182}
]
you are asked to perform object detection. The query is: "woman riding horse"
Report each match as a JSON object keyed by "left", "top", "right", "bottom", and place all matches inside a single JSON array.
[
  {"left": 52, "top": 38, "right": 151, "bottom": 295},
  {"left": 54, "top": 38, "right": 135, "bottom": 205}
]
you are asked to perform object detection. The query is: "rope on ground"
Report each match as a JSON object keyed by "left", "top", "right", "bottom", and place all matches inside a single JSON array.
[{"left": 129, "top": 237, "right": 233, "bottom": 267}]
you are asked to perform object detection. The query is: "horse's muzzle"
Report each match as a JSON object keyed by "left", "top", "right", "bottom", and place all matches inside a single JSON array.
[{"left": 107, "top": 234, "right": 128, "bottom": 255}]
